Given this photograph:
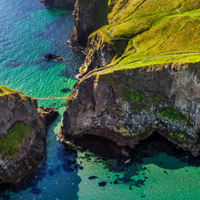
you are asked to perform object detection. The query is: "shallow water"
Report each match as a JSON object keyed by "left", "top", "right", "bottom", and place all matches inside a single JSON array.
[{"left": 0, "top": 0, "right": 200, "bottom": 199}]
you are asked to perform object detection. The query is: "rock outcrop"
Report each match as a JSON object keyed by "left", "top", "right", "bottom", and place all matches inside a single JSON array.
[
  {"left": 37, "top": 106, "right": 59, "bottom": 128},
  {"left": 70, "top": 0, "right": 114, "bottom": 52},
  {"left": 59, "top": 63, "right": 200, "bottom": 157},
  {"left": 0, "top": 87, "right": 58, "bottom": 184},
  {"left": 44, "top": 53, "right": 63, "bottom": 61},
  {"left": 70, "top": 0, "right": 127, "bottom": 77},
  {"left": 41, "top": 0, "right": 75, "bottom": 9}
]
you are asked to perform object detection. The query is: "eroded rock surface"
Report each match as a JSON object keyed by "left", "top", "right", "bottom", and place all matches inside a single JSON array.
[
  {"left": 37, "top": 106, "right": 59, "bottom": 128},
  {"left": 70, "top": 0, "right": 114, "bottom": 52},
  {"left": 60, "top": 63, "right": 200, "bottom": 156},
  {"left": 0, "top": 88, "right": 58, "bottom": 184}
]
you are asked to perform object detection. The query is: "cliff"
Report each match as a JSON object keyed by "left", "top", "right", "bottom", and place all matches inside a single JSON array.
[
  {"left": 71, "top": 0, "right": 200, "bottom": 74},
  {"left": 60, "top": 0, "right": 200, "bottom": 156},
  {"left": 41, "top": 0, "right": 75, "bottom": 9},
  {"left": 0, "top": 86, "right": 58, "bottom": 184},
  {"left": 70, "top": 0, "right": 117, "bottom": 52},
  {"left": 59, "top": 63, "right": 200, "bottom": 156}
]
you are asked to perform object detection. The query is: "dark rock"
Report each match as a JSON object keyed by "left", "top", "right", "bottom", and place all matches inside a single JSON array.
[
  {"left": 59, "top": 63, "right": 200, "bottom": 157},
  {"left": 121, "top": 148, "right": 129, "bottom": 157},
  {"left": 31, "top": 187, "right": 42, "bottom": 195},
  {"left": 44, "top": 53, "right": 63, "bottom": 61},
  {"left": 37, "top": 106, "right": 59, "bottom": 129},
  {"left": 0, "top": 88, "right": 47, "bottom": 184},
  {"left": 41, "top": 0, "right": 75, "bottom": 9},
  {"left": 61, "top": 88, "right": 71, "bottom": 93},
  {"left": 88, "top": 176, "right": 98, "bottom": 180},
  {"left": 98, "top": 181, "right": 107, "bottom": 187}
]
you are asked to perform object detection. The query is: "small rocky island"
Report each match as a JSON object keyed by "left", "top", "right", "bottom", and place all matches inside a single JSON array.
[
  {"left": 0, "top": 86, "right": 58, "bottom": 184},
  {"left": 44, "top": 53, "right": 63, "bottom": 61}
]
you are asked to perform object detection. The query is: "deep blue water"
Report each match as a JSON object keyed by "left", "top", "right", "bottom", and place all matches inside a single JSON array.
[{"left": 1, "top": 0, "right": 200, "bottom": 200}]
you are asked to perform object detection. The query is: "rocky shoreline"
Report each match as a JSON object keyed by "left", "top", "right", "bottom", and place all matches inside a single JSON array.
[
  {"left": 0, "top": 88, "right": 58, "bottom": 184},
  {"left": 56, "top": 0, "right": 200, "bottom": 158}
]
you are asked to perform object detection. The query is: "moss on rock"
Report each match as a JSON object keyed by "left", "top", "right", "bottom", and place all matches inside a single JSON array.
[{"left": 0, "top": 123, "right": 32, "bottom": 159}]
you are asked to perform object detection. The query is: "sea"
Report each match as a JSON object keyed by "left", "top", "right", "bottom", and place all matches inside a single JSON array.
[{"left": 0, "top": 0, "right": 200, "bottom": 199}]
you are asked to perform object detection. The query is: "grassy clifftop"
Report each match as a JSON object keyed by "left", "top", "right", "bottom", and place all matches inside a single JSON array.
[
  {"left": 85, "top": 0, "right": 200, "bottom": 74},
  {"left": 0, "top": 86, "right": 27, "bottom": 99}
]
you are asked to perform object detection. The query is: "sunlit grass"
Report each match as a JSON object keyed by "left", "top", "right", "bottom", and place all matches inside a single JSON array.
[
  {"left": 84, "top": 0, "right": 200, "bottom": 75},
  {"left": 0, "top": 86, "right": 27, "bottom": 99}
]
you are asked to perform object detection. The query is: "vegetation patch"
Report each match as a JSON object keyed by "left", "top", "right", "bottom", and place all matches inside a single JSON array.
[
  {"left": 158, "top": 107, "right": 193, "bottom": 128},
  {"left": 121, "top": 88, "right": 169, "bottom": 112},
  {"left": 89, "top": 49, "right": 94, "bottom": 55},
  {"left": 169, "top": 132, "right": 195, "bottom": 143},
  {"left": 0, "top": 86, "right": 27, "bottom": 100},
  {"left": 84, "top": 0, "right": 200, "bottom": 77},
  {"left": 0, "top": 123, "right": 32, "bottom": 159}
]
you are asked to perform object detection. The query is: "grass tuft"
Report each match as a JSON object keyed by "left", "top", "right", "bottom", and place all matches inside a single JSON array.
[{"left": 0, "top": 123, "right": 32, "bottom": 159}]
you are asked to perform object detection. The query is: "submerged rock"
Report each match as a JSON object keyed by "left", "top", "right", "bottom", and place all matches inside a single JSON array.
[
  {"left": 61, "top": 88, "right": 71, "bottom": 93},
  {"left": 41, "top": 0, "right": 75, "bottom": 9}
]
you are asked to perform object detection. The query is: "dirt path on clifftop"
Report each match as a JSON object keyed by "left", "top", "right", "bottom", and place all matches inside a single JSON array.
[
  {"left": 105, "top": 28, "right": 139, "bottom": 53},
  {"left": 79, "top": 52, "right": 200, "bottom": 82}
]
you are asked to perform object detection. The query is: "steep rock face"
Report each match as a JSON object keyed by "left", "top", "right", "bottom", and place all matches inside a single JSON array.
[
  {"left": 60, "top": 63, "right": 200, "bottom": 156},
  {"left": 37, "top": 106, "right": 59, "bottom": 128},
  {"left": 70, "top": 0, "right": 127, "bottom": 77},
  {"left": 77, "top": 37, "right": 118, "bottom": 78},
  {"left": 41, "top": 0, "right": 75, "bottom": 9},
  {"left": 0, "top": 88, "right": 58, "bottom": 184},
  {"left": 70, "top": 0, "right": 113, "bottom": 51}
]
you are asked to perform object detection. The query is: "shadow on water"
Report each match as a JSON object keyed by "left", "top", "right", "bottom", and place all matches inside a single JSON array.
[
  {"left": 0, "top": 116, "right": 81, "bottom": 200},
  {"left": 73, "top": 132, "right": 200, "bottom": 190}
]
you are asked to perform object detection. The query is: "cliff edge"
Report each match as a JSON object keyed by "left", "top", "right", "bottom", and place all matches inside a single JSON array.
[
  {"left": 0, "top": 86, "right": 58, "bottom": 184},
  {"left": 60, "top": 0, "right": 200, "bottom": 156}
]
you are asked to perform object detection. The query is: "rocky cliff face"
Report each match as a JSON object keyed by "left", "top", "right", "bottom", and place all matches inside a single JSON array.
[
  {"left": 77, "top": 37, "right": 119, "bottom": 78},
  {"left": 0, "top": 87, "right": 58, "bottom": 184},
  {"left": 60, "top": 63, "right": 200, "bottom": 156},
  {"left": 70, "top": 0, "right": 127, "bottom": 78},
  {"left": 41, "top": 0, "right": 75, "bottom": 9},
  {"left": 61, "top": 0, "right": 200, "bottom": 157},
  {"left": 70, "top": 0, "right": 114, "bottom": 51}
]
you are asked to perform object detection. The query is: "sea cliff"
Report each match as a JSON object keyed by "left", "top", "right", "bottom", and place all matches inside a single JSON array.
[
  {"left": 0, "top": 86, "right": 58, "bottom": 184},
  {"left": 59, "top": 63, "right": 200, "bottom": 156},
  {"left": 60, "top": 0, "right": 200, "bottom": 156}
]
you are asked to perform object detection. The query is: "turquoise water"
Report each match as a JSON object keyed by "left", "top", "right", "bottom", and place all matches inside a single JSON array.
[{"left": 1, "top": 0, "right": 200, "bottom": 199}]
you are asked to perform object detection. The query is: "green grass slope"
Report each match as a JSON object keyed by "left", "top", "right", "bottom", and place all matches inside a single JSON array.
[
  {"left": 87, "top": 0, "right": 200, "bottom": 75},
  {"left": 0, "top": 86, "right": 27, "bottom": 99}
]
